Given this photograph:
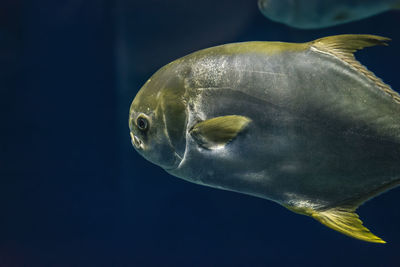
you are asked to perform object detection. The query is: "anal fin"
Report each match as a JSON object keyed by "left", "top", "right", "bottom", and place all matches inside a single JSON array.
[
  {"left": 285, "top": 205, "right": 385, "bottom": 243},
  {"left": 311, "top": 207, "right": 385, "bottom": 243},
  {"left": 311, "top": 178, "right": 400, "bottom": 243}
]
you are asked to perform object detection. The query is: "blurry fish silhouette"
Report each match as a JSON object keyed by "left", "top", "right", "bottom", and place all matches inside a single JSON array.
[
  {"left": 129, "top": 34, "right": 400, "bottom": 243},
  {"left": 258, "top": 0, "right": 400, "bottom": 29}
]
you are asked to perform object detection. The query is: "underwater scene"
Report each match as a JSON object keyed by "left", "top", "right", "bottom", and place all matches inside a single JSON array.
[{"left": 2, "top": 0, "right": 400, "bottom": 266}]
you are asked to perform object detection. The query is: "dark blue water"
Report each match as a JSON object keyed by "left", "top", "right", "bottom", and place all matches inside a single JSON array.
[{"left": 2, "top": 0, "right": 400, "bottom": 266}]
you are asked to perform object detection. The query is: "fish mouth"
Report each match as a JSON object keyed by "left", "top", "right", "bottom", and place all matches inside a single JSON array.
[
  {"left": 130, "top": 132, "right": 143, "bottom": 150},
  {"left": 130, "top": 131, "right": 183, "bottom": 171}
]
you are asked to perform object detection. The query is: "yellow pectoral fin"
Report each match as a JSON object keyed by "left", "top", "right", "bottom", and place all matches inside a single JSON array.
[
  {"left": 189, "top": 115, "right": 251, "bottom": 149},
  {"left": 311, "top": 208, "right": 385, "bottom": 243}
]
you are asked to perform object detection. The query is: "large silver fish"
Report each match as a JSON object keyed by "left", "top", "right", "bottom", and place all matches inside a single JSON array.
[
  {"left": 258, "top": 0, "right": 400, "bottom": 29},
  {"left": 129, "top": 34, "right": 400, "bottom": 243}
]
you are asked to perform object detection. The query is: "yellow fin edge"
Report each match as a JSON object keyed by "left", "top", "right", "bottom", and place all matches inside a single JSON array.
[
  {"left": 285, "top": 205, "right": 386, "bottom": 243},
  {"left": 310, "top": 34, "right": 400, "bottom": 104}
]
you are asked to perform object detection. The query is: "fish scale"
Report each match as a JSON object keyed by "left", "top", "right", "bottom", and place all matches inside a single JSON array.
[{"left": 129, "top": 34, "right": 400, "bottom": 243}]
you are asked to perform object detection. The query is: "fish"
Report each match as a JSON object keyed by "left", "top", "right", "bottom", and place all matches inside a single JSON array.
[
  {"left": 258, "top": 0, "right": 400, "bottom": 29},
  {"left": 129, "top": 34, "right": 400, "bottom": 243}
]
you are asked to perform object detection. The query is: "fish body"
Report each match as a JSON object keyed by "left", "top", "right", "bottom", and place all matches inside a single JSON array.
[
  {"left": 129, "top": 35, "right": 400, "bottom": 243},
  {"left": 258, "top": 0, "right": 400, "bottom": 29}
]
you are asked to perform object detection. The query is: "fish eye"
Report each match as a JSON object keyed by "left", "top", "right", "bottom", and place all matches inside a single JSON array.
[{"left": 137, "top": 116, "right": 149, "bottom": 131}]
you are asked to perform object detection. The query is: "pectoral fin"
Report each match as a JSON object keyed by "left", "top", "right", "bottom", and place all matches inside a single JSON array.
[{"left": 189, "top": 115, "right": 251, "bottom": 149}]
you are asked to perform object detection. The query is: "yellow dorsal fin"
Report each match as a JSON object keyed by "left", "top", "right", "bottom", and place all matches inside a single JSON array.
[{"left": 310, "top": 34, "right": 400, "bottom": 104}]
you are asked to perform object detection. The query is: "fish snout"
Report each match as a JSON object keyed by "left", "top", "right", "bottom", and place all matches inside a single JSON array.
[{"left": 130, "top": 132, "right": 143, "bottom": 150}]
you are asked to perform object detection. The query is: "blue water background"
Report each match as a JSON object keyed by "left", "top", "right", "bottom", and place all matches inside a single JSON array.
[{"left": 1, "top": 0, "right": 400, "bottom": 266}]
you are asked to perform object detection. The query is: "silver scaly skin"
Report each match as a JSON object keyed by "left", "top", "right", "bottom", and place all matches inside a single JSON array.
[{"left": 129, "top": 35, "right": 400, "bottom": 243}]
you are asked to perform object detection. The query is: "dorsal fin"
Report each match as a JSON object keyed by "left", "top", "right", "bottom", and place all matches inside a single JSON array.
[{"left": 310, "top": 34, "right": 400, "bottom": 104}]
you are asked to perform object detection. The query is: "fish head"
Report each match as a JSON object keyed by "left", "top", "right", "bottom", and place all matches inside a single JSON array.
[{"left": 129, "top": 65, "right": 188, "bottom": 171}]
